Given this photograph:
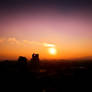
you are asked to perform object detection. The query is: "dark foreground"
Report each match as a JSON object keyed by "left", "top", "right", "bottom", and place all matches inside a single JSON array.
[{"left": 0, "top": 60, "right": 92, "bottom": 92}]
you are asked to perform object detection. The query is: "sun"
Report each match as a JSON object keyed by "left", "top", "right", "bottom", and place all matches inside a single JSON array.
[{"left": 49, "top": 48, "right": 57, "bottom": 55}]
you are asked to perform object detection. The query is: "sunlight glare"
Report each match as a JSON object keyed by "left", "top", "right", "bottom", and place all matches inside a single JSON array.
[{"left": 49, "top": 48, "right": 57, "bottom": 55}]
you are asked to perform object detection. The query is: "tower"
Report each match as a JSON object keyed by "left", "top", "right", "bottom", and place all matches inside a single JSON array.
[
  {"left": 31, "top": 53, "right": 40, "bottom": 73},
  {"left": 32, "top": 53, "right": 39, "bottom": 64}
]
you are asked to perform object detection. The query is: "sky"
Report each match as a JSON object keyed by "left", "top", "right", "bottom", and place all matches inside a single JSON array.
[{"left": 0, "top": 0, "right": 92, "bottom": 60}]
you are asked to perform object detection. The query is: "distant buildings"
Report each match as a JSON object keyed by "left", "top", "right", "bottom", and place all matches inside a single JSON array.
[{"left": 17, "top": 54, "right": 40, "bottom": 72}]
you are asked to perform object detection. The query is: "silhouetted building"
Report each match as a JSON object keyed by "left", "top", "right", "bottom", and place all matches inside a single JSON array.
[
  {"left": 30, "top": 53, "right": 40, "bottom": 73},
  {"left": 18, "top": 56, "right": 27, "bottom": 72},
  {"left": 18, "top": 56, "right": 27, "bottom": 64},
  {"left": 32, "top": 54, "right": 39, "bottom": 64}
]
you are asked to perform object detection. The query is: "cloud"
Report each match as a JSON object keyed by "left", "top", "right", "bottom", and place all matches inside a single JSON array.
[
  {"left": 7, "top": 37, "right": 56, "bottom": 47},
  {"left": 0, "top": 39, "right": 2, "bottom": 42},
  {"left": 43, "top": 43, "right": 56, "bottom": 47},
  {"left": 0, "top": 39, "right": 4, "bottom": 43},
  {"left": 8, "top": 37, "right": 20, "bottom": 44},
  {"left": 23, "top": 40, "right": 42, "bottom": 46},
  {"left": 23, "top": 40, "right": 56, "bottom": 47}
]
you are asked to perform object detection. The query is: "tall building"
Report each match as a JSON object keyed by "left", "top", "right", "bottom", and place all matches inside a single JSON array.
[
  {"left": 31, "top": 53, "right": 40, "bottom": 73},
  {"left": 32, "top": 54, "right": 39, "bottom": 64}
]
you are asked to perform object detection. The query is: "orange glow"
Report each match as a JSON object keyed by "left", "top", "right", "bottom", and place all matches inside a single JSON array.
[
  {"left": 49, "top": 48, "right": 57, "bottom": 55},
  {"left": 0, "top": 37, "right": 92, "bottom": 60},
  {"left": 0, "top": 9, "right": 92, "bottom": 60}
]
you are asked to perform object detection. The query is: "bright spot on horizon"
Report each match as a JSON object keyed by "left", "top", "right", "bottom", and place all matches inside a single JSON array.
[{"left": 49, "top": 48, "right": 57, "bottom": 55}]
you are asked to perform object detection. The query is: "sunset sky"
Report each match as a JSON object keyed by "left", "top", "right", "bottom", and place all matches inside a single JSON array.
[{"left": 0, "top": 0, "right": 92, "bottom": 60}]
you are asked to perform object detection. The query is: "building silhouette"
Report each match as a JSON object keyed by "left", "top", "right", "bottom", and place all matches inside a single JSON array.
[
  {"left": 30, "top": 53, "right": 40, "bottom": 73},
  {"left": 18, "top": 56, "right": 27, "bottom": 72},
  {"left": 18, "top": 56, "right": 27, "bottom": 64},
  {"left": 32, "top": 54, "right": 39, "bottom": 64}
]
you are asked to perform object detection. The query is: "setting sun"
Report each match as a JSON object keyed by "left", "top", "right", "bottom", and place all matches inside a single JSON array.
[
  {"left": 0, "top": 0, "right": 92, "bottom": 61},
  {"left": 49, "top": 48, "right": 57, "bottom": 55}
]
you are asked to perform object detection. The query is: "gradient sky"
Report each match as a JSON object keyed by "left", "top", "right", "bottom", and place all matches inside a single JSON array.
[{"left": 0, "top": 0, "right": 92, "bottom": 60}]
